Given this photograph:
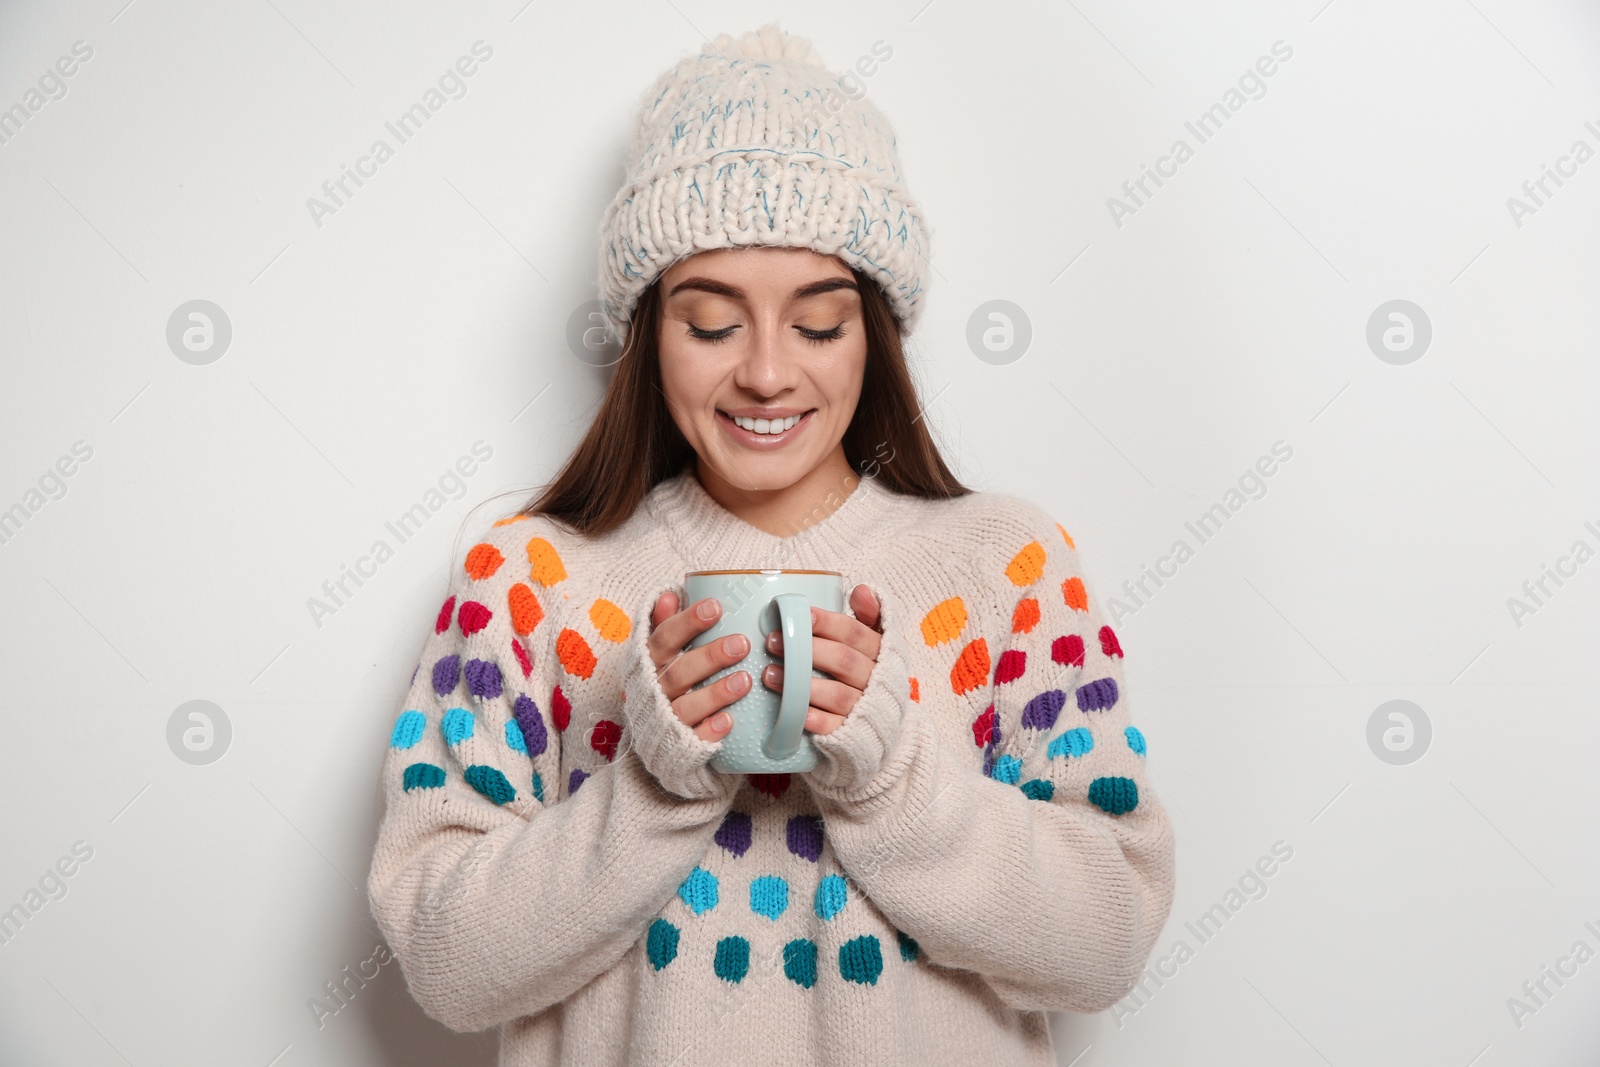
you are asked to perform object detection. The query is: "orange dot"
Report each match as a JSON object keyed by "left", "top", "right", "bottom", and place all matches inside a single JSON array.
[
  {"left": 1056, "top": 521, "right": 1075, "bottom": 550},
  {"left": 1005, "top": 541, "right": 1045, "bottom": 586},
  {"left": 1011, "top": 597, "right": 1040, "bottom": 634},
  {"left": 492, "top": 514, "right": 529, "bottom": 527},
  {"left": 526, "top": 537, "right": 567, "bottom": 587},
  {"left": 920, "top": 597, "right": 967, "bottom": 646},
  {"left": 1063, "top": 576, "right": 1088, "bottom": 612},
  {"left": 950, "top": 637, "right": 990, "bottom": 696},
  {"left": 589, "top": 598, "right": 631, "bottom": 643},
  {"left": 556, "top": 627, "right": 597, "bottom": 678},
  {"left": 508, "top": 583, "right": 544, "bottom": 636},
  {"left": 464, "top": 542, "right": 505, "bottom": 580},
  {"left": 908, "top": 677, "right": 920, "bottom": 703}
]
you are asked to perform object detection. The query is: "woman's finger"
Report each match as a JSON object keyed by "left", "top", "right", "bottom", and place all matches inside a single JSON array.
[
  {"left": 766, "top": 629, "right": 876, "bottom": 692},
  {"left": 761, "top": 664, "right": 862, "bottom": 720}
]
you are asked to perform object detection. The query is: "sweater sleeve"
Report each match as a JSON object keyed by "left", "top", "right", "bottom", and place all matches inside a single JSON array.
[
  {"left": 366, "top": 523, "right": 739, "bottom": 1033},
  {"left": 804, "top": 510, "right": 1177, "bottom": 1014}
]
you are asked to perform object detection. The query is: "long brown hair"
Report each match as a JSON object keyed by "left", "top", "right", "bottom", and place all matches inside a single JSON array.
[{"left": 518, "top": 265, "right": 972, "bottom": 537}]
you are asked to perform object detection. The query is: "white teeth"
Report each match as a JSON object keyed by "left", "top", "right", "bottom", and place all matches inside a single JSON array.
[{"left": 730, "top": 413, "right": 802, "bottom": 434}]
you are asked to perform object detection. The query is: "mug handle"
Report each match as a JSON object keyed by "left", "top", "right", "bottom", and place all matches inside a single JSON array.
[{"left": 764, "top": 592, "right": 813, "bottom": 760}]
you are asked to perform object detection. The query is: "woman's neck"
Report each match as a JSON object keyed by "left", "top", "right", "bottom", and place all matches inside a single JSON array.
[{"left": 692, "top": 449, "right": 860, "bottom": 538}]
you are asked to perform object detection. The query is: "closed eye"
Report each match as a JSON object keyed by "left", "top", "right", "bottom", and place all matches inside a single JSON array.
[{"left": 799, "top": 324, "right": 846, "bottom": 345}]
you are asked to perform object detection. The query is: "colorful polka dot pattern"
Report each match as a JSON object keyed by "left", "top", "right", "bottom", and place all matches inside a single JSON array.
[
  {"left": 964, "top": 520, "right": 1147, "bottom": 817},
  {"left": 784, "top": 938, "right": 818, "bottom": 987},
  {"left": 715, "top": 811, "right": 752, "bottom": 857},
  {"left": 839, "top": 935, "right": 883, "bottom": 985}
]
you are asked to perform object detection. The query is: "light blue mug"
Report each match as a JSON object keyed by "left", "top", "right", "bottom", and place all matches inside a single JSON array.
[{"left": 684, "top": 569, "right": 844, "bottom": 774}]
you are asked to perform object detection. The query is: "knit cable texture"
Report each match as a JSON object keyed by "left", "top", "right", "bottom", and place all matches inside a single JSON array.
[
  {"left": 596, "top": 22, "right": 933, "bottom": 347},
  {"left": 367, "top": 469, "right": 1177, "bottom": 1066}
]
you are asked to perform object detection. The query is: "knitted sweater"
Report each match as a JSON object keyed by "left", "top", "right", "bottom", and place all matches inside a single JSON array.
[{"left": 367, "top": 468, "right": 1177, "bottom": 1067}]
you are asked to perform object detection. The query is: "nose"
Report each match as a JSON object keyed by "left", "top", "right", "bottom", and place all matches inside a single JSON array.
[{"left": 731, "top": 315, "right": 793, "bottom": 395}]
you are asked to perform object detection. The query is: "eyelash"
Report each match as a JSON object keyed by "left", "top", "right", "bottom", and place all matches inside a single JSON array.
[{"left": 688, "top": 324, "right": 845, "bottom": 346}]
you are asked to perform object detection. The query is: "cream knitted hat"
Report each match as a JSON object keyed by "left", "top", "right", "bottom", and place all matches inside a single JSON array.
[{"left": 597, "top": 23, "right": 932, "bottom": 347}]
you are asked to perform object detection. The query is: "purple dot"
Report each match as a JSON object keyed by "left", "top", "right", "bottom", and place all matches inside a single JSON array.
[
  {"left": 513, "top": 694, "right": 547, "bottom": 757},
  {"left": 786, "top": 814, "right": 824, "bottom": 862},
  {"left": 431, "top": 654, "right": 460, "bottom": 696},
  {"left": 715, "top": 811, "right": 752, "bottom": 857},
  {"left": 465, "top": 658, "right": 503, "bottom": 700},
  {"left": 569, "top": 767, "right": 589, "bottom": 795},
  {"left": 1021, "top": 689, "right": 1066, "bottom": 731},
  {"left": 1076, "top": 677, "right": 1119, "bottom": 713}
]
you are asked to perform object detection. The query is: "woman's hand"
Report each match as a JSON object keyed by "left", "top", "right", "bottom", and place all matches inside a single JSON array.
[
  {"left": 762, "top": 584, "right": 883, "bottom": 735},
  {"left": 645, "top": 592, "right": 749, "bottom": 743}
]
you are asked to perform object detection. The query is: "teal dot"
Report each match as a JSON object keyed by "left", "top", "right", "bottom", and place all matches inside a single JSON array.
[
  {"left": 390, "top": 710, "right": 426, "bottom": 749},
  {"left": 402, "top": 762, "right": 445, "bottom": 791},
  {"left": 530, "top": 771, "right": 544, "bottom": 803},
  {"left": 783, "top": 938, "right": 818, "bottom": 988},
  {"left": 713, "top": 936, "right": 750, "bottom": 983},
  {"left": 814, "top": 874, "right": 848, "bottom": 920},
  {"left": 463, "top": 764, "right": 514, "bottom": 805},
  {"left": 505, "top": 718, "right": 527, "bottom": 754},
  {"left": 749, "top": 875, "right": 789, "bottom": 920},
  {"left": 1089, "top": 775, "right": 1139, "bottom": 815},
  {"left": 990, "top": 754, "right": 1021, "bottom": 784},
  {"left": 838, "top": 934, "right": 883, "bottom": 985},
  {"left": 646, "top": 919, "right": 679, "bottom": 971},
  {"left": 678, "top": 866, "right": 719, "bottom": 915},
  {"left": 896, "top": 930, "right": 920, "bottom": 962},
  {"left": 442, "top": 707, "right": 474, "bottom": 746},
  {"left": 1125, "top": 725, "right": 1147, "bottom": 755},
  {"left": 1047, "top": 727, "right": 1094, "bottom": 760},
  {"left": 1020, "top": 778, "right": 1055, "bottom": 802}
]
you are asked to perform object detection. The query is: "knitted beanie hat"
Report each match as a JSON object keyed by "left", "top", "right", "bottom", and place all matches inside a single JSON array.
[{"left": 596, "top": 23, "right": 932, "bottom": 348}]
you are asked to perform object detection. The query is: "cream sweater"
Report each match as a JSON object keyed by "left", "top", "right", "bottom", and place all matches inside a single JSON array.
[{"left": 367, "top": 467, "right": 1176, "bottom": 1066}]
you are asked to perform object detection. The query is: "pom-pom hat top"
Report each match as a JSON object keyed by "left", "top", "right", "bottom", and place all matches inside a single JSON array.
[{"left": 597, "top": 23, "right": 932, "bottom": 347}]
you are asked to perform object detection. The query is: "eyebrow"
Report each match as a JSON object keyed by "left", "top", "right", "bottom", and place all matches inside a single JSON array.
[{"left": 664, "top": 276, "right": 860, "bottom": 301}]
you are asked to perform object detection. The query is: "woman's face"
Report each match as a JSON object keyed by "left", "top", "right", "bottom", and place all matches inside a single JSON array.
[{"left": 655, "top": 246, "right": 867, "bottom": 494}]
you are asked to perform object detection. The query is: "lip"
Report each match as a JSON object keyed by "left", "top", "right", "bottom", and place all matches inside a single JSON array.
[{"left": 716, "top": 408, "right": 815, "bottom": 449}]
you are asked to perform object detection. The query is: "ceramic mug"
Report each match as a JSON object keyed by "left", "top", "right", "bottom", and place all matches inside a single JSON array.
[{"left": 683, "top": 568, "right": 844, "bottom": 774}]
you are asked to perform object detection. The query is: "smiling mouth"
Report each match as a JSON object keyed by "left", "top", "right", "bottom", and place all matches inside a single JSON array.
[{"left": 715, "top": 408, "right": 816, "bottom": 442}]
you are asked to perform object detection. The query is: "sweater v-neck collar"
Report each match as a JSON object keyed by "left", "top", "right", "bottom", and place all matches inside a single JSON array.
[{"left": 644, "top": 465, "right": 904, "bottom": 571}]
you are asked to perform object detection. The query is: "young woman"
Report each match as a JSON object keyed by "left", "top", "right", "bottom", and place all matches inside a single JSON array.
[{"left": 368, "top": 23, "right": 1175, "bottom": 1066}]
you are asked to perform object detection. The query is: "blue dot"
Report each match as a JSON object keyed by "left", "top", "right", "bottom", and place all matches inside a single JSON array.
[
  {"left": 463, "top": 764, "right": 514, "bottom": 805},
  {"left": 442, "top": 707, "right": 474, "bottom": 746},
  {"left": 646, "top": 919, "right": 679, "bottom": 971},
  {"left": 838, "top": 934, "right": 883, "bottom": 985},
  {"left": 896, "top": 930, "right": 920, "bottom": 962},
  {"left": 1125, "top": 725, "right": 1147, "bottom": 755},
  {"left": 402, "top": 762, "right": 445, "bottom": 791},
  {"left": 569, "top": 767, "right": 589, "bottom": 795},
  {"left": 1089, "top": 776, "right": 1139, "bottom": 815},
  {"left": 749, "top": 876, "right": 789, "bottom": 920},
  {"left": 990, "top": 754, "right": 1022, "bottom": 784},
  {"left": 504, "top": 718, "right": 527, "bottom": 754},
  {"left": 1047, "top": 727, "right": 1094, "bottom": 760},
  {"left": 783, "top": 938, "right": 818, "bottom": 988},
  {"left": 530, "top": 771, "right": 544, "bottom": 803},
  {"left": 679, "top": 867, "right": 719, "bottom": 915},
  {"left": 1020, "top": 778, "right": 1055, "bottom": 802},
  {"left": 814, "top": 874, "right": 848, "bottom": 920},
  {"left": 714, "top": 936, "right": 750, "bottom": 983},
  {"left": 390, "top": 710, "right": 426, "bottom": 749}
]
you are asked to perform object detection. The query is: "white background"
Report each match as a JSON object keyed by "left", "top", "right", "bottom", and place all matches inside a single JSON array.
[{"left": 1, "top": 0, "right": 1598, "bottom": 1063}]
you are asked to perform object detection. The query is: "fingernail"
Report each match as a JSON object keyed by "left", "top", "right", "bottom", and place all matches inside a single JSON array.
[
  {"left": 711, "top": 711, "right": 731, "bottom": 732},
  {"left": 723, "top": 634, "right": 747, "bottom": 656},
  {"left": 697, "top": 599, "right": 718, "bottom": 620},
  {"left": 729, "top": 670, "right": 749, "bottom": 692}
]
